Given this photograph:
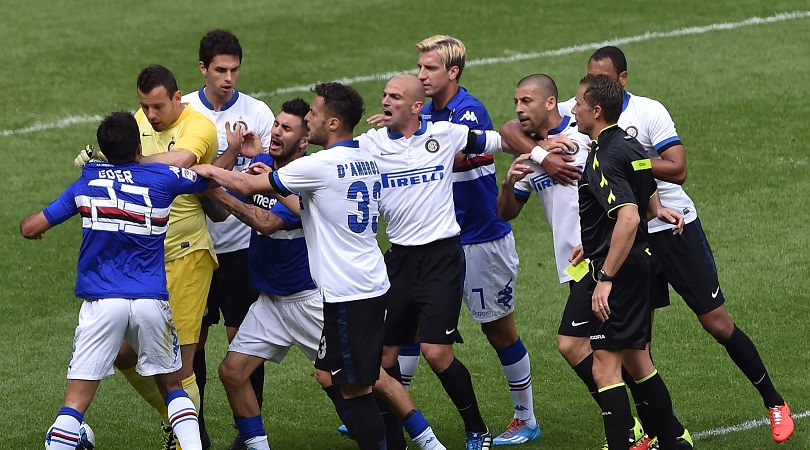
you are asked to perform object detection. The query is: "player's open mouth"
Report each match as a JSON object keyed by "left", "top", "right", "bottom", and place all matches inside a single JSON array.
[
  {"left": 383, "top": 109, "right": 393, "bottom": 116},
  {"left": 270, "top": 137, "right": 282, "bottom": 149}
]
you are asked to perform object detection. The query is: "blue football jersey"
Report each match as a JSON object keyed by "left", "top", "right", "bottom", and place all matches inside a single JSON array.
[
  {"left": 239, "top": 154, "right": 317, "bottom": 296},
  {"left": 421, "top": 87, "right": 511, "bottom": 244},
  {"left": 43, "top": 161, "right": 209, "bottom": 300}
]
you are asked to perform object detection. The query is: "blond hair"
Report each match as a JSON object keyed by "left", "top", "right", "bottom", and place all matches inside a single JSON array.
[{"left": 416, "top": 35, "right": 466, "bottom": 81}]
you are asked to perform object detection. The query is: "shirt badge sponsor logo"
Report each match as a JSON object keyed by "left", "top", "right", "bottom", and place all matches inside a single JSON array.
[
  {"left": 460, "top": 110, "right": 479, "bottom": 123},
  {"left": 234, "top": 119, "right": 249, "bottom": 131},
  {"left": 625, "top": 126, "right": 639, "bottom": 138},
  {"left": 425, "top": 138, "right": 440, "bottom": 153},
  {"left": 565, "top": 141, "right": 582, "bottom": 155},
  {"left": 180, "top": 168, "right": 198, "bottom": 181}
]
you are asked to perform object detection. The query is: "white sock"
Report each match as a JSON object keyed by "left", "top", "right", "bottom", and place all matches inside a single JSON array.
[
  {"left": 413, "top": 426, "right": 446, "bottom": 450},
  {"left": 398, "top": 354, "right": 420, "bottom": 390},
  {"left": 503, "top": 352, "right": 536, "bottom": 425},
  {"left": 48, "top": 415, "right": 81, "bottom": 450},
  {"left": 244, "top": 435, "right": 272, "bottom": 450},
  {"left": 168, "top": 394, "right": 202, "bottom": 450}
]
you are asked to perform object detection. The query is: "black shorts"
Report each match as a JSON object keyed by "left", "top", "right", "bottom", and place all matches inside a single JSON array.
[
  {"left": 203, "top": 249, "right": 259, "bottom": 328},
  {"left": 648, "top": 218, "right": 724, "bottom": 315},
  {"left": 315, "top": 296, "right": 385, "bottom": 387},
  {"left": 558, "top": 273, "right": 597, "bottom": 338},
  {"left": 589, "top": 245, "right": 652, "bottom": 351},
  {"left": 382, "top": 237, "right": 464, "bottom": 346}
]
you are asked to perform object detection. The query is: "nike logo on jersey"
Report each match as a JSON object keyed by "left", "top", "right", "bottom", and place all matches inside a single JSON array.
[
  {"left": 331, "top": 368, "right": 342, "bottom": 376},
  {"left": 712, "top": 286, "right": 720, "bottom": 298},
  {"left": 571, "top": 320, "right": 589, "bottom": 327},
  {"left": 142, "top": 132, "right": 152, "bottom": 137},
  {"left": 445, "top": 328, "right": 456, "bottom": 335}
]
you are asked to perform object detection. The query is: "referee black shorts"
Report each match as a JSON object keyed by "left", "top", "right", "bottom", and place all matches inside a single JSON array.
[
  {"left": 203, "top": 249, "right": 259, "bottom": 328},
  {"left": 315, "top": 296, "right": 385, "bottom": 387},
  {"left": 648, "top": 218, "right": 725, "bottom": 315},
  {"left": 589, "top": 245, "right": 652, "bottom": 351},
  {"left": 558, "top": 273, "right": 597, "bottom": 338},
  {"left": 382, "top": 236, "right": 464, "bottom": 346}
]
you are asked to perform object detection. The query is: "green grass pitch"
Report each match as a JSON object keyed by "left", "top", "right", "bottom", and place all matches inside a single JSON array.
[{"left": 2, "top": 1, "right": 809, "bottom": 448}]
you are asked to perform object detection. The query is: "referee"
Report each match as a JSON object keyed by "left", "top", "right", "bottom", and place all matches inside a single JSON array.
[{"left": 573, "top": 74, "right": 683, "bottom": 450}]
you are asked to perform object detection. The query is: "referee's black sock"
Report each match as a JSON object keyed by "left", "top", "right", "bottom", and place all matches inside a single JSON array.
[
  {"left": 622, "top": 366, "right": 654, "bottom": 437},
  {"left": 436, "top": 357, "right": 487, "bottom": 433},
  {"left": 192, "top": 347, "right": 207, "bottom": 431},
  {"left": 635, "top": 371, "right": 676, "bottom": 450},
  {"left": 720, "top": 324, "right": 784, "bottom": 408},
  {"left": 342, "top": 392, "right": 387, "bottom": 450},
  {"left": 249, "top": 362, "right": 265, "bottom": 410},
  {"left": 572, "top": 353, "right": 601, "bottom": 407},
  {"left": 598, "top": 383, "right": 633, "bottom": 450}
]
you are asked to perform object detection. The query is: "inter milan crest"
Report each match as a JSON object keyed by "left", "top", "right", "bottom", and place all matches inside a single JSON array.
[
  {"left": 625, "top": 126, "right": 639, "bottom": 138},
  {"left": 425, "top": 137, "right": 440, "bottom": 153},
  {"left": 565, "top": 142, "right": 581, "bottom": 155}
]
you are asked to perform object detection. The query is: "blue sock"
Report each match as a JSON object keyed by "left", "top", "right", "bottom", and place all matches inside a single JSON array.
[{"left": 235, "top": 415, "right": 266, "bottom": 441}]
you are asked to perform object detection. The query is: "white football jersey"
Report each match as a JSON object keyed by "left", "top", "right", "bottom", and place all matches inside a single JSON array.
[
  {"left": 357, "top": 120, "right": 501, "bottom": 246},
  {"left": 512, "top": 115, "right": 590, "bottom": 282},
  {"left": 271, "top": 139, "right": 390, "bottom": 303},
  {"left": 183, "top": 88, "right": 275, "bottom": 253},
  {"left": 562, "top": 92, "right": 697, "bottom": 232}
]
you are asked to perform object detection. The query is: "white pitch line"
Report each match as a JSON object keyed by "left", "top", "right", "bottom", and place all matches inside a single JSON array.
[
  {"left": 2, "top": 10, "right": 809, "bottom": 138},
  {"left": 692, "top": 408, "right": 809, "bottom": 440}
]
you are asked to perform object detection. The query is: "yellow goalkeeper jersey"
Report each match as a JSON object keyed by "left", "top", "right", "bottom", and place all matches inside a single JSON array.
[{"left": 135, "top": 104, "right": 219, "bottom": 262}]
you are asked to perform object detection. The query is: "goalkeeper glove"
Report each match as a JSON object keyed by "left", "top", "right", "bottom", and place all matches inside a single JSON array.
[{"left": 74, "top": 145, "right": 107, "bottom": 168}]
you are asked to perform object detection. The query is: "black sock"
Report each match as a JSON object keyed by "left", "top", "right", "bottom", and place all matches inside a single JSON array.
[
  {"left": 599, "top": 384, "right": 633, "bottom": 450},
  {"left": 323, "top": 385, "right": 350, "bottom": 426},
  {"left": 622, "top": 367, "right": 652, "bottom": 437},
  {"left": 193, "top": 347, "right": 207, "bottom": 431},
  {"left": 342, "top": 393, "right": 387, "bottom": 450},
  {"left": 250, "top": 362, "right": 265, "bottom": 410},
  {"left": 635, "top": 372, "right": 676, "bottom": 449},
  {"left": 720, "top": 325, "right": 784, "bottom": 408},
  {"left": 572, "top": 353, "right": 601, "bottom": 407},
  {"left": 377, "top": 364, "right": 406, "bottom": 450},
  {"left": 436, "top": 357, "right": 486, "bottom": 433}
]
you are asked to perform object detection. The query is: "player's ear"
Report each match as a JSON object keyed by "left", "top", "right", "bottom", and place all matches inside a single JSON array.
[
  {"left": 412, "top": 101, "right": 424, "bottom": 115},
  {"left": 448, "top": 65, "right": 460, "bottom": 81},
  {"left": 546, "top": 96, "right": 557, "bottom": 111},
  {"left": 618, "top": 70, "right": 628, "bottom": 88},
  {"left": 198, "top": 61, "right": 207, "bottom": 76},
  {"left": 327, "top": 117, "right": 340, "bottom": 132},
  {"left": 298, "top": 137, "right": 308, "bottom": 151},
  {"left": 135, "top": 144, "right": 143, "bottom": 161}
]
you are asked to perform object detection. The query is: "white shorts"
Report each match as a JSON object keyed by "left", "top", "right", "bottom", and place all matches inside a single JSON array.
[
  {"left": 67, "top": 298, "right": 181, "bottom": 380},
  {"left": 462, "top": 232, "right": 520, "bottom": 324},
  {"left": 228, "top": 289, "right": 323, "bottom": 364}
]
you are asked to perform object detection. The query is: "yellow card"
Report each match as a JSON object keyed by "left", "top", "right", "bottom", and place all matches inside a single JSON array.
[{"left": 564, "top": 260, "right": 589, "bottom": 282}]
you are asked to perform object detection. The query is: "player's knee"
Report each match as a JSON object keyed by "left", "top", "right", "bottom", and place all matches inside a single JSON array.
[
  {"left": 218, "top": 358, "right": 246, "bottom": 387},
  {"left": 314, "top": 369, "right": 332, "bottom": 388},
  {"left": 420, "top": 344, "right": 453, "bottom": 372},
  {"left": 557, "top": 335, "right": 589, "bottom": 366},
  {"left": 699, "top": 309, "right": 734, "bottom": 341}
]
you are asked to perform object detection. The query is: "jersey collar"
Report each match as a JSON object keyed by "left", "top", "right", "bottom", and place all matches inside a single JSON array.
[
  {"left": 326, "top": 139, "right": 359, "bottom": 150},
  {"left": 622, "top": 91, "right": 631, "bottom": 113},
  {"left": 196, "top": 87, "right": 240, "bottom": 112},
  {"left": 386, "top": 118, "right": 428, "bottom": 140},
  {"left": 548, "top": 114, "right": 571, "bottom": 136}
]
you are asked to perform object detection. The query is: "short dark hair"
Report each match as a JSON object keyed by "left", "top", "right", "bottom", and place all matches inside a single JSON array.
[
  {"left": 96, "top": 111, "right": 140, "bottom": 163},
  {"left": 516, "top": 73, "right": 559, "bottom": 99},
  {"left": 137, "top": 64, "right": 178, "bottom": 97},
  {"left": 589, "top": 46, "right": 627, "bottom": 74},
  {"left": 281, "top": 98, "right": 310, "bottom": 123},
  {"left": 579, "top": 74, "right": 624, "bottom": 124},
  {"left": 313, "top": 82, "right": 364, "bottom": 131},
  {"left": 199, "top": 29, "right": 242, "bottom": 68}
]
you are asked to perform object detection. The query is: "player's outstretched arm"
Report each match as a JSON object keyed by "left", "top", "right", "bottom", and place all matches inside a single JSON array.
[
  {"left": 497, "top": 154, "right": 534, "bottom": 221},
  {"left": 20, "top": 211, "right": 52, "bottom": 240},
  {"left": 204, "top": 188, "right": 287, "bottom": 236},
  {"left": 193, "top": 163, "right": 273, "bottom": 197},
  {"left": 500, "top": 119, "right": 580, "bottom": 186},
  {"left": 651, "top": 144, "right": 688, "bottom": 185}
]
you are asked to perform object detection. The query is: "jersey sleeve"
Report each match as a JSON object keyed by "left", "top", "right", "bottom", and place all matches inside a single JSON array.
[
  {"left": 592, "top": 153, "right": 637, "bottom": 219},
  {"left": 271, "top": 153, "right": 330, "bottom": 196},
  {"left": 254, "top": 102, "right": 276, "bottom": 151},
  {"left": 461, "top": 127, "right": 502, "bottom": 155},
  {"left": 644, "top": 100, "right": 682, "bottom": 154},
  {"left": 512, "top": 176, "right": 533, "bottom": 202},
  {"left": 176, "top": 115, "right": 219, "bottom": 164},
  {"left": 269, "top": 195, "right": 303, "bottom": 228},
  {"left": 42, "top": 182, "right": 79, "bottom": 226},
  {"left": 162, "top": 165, "right": 211, "bottom": 196}
]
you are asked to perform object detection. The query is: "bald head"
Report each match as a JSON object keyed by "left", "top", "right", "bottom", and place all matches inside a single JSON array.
[
  {"left": 389, "top": 75, "right": 426, "bottom": 104},
  {"left": 516, "top": 74, "right": 558, "bottom": 100}
]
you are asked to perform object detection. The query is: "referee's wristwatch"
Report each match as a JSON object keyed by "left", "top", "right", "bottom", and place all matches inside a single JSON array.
[{"left": 597, "top": 269, "right": 615, "bottom": 282}]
